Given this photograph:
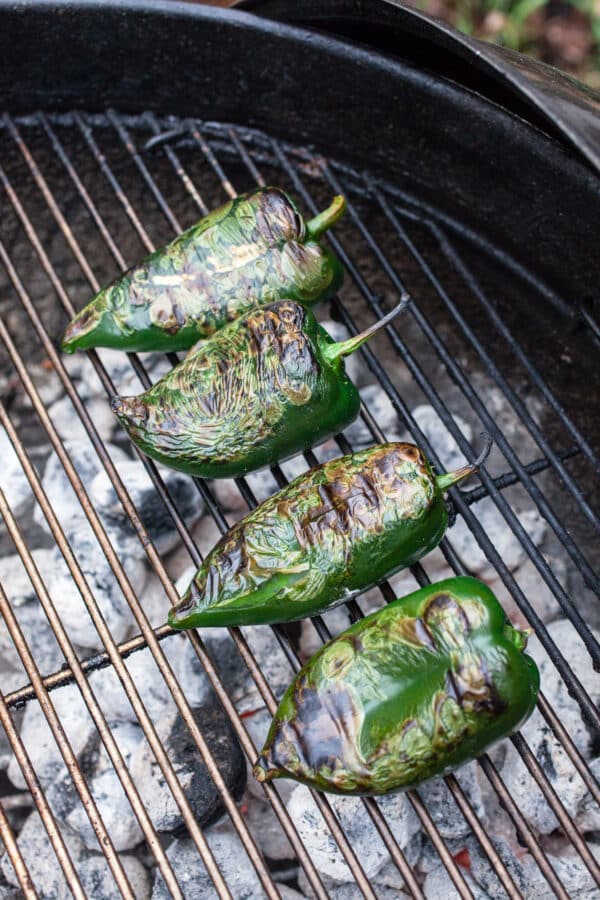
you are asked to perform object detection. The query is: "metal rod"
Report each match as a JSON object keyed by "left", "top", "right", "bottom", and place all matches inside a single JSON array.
[
  {"left": 0, "top": 790, "right": 37, "bottom": 898},
  {"left": 0, "top": 698, "right": 84, "bottom": 897},
  {"left": 0, "top": 572, "right": 134, "bottom": 899},
  {"left": 1, "top": 111, "right": 596, "bottom": 898}
]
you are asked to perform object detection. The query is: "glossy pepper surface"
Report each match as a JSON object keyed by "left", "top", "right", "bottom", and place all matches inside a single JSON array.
[
  {"left": 254, "top": 576, "right": 539, "bottom": 795},
  {"left": 111, "top": 297, "right": 408, "bottom": 478},
  {"left": 168, "top": 440, "right": 490, "bottom": 629},
  {"left": 61, "top": 187, "right": 345, "bottom": 354}
]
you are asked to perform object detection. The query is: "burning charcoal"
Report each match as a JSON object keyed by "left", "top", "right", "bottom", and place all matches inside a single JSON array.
[
  {"left": 411, "top": 404, "right": 474, "bottom": 471},
  {"left": 172, "top": 628, "right": 248, "bottom": 710},
  {"left": 0, "top": 425, "right": 33, "bottom": 518},
  {"left": 88, "top": 643, "right": 183, "bottom": 724},
  {"left": 287, "top": 785, "right": 419, "bottom": 882},
  {"left": 342, "top": 383, "right": 402, "bottom": 448},
  {"left": 33, "top": 439, "right": 129, "bottom": 535},
  {"left": 46, "top": 527, "right": 144, "bottom": 648},
  {"left": 89, "top": 459, "right": 204, "bottom": 555},
  {"left": 319, "top": 319, "right": 370, "bottom": 387},
  {"left": 7, "top": 684, "right": 95, "bottom": 791},
  {"left": 423, "top": 861, "right": 490, "bottom": 899},
  {"left": 47, "top": 394, "right": 117, "bottom": 443},
  {"left": 245, "top": 797, "right": 297, "bottom": 863},
  {"left": 0, "top": 810, "right": 150, "bottom": 898},
  {"left": 447, "top": 501, "right": 546, "bottom": 577},
  {"left": 0, "top": 553, "right": 65, "bottom": 677},
  {"left": 578, "top": 758, "right": 600, "bottom": 832},
  {"left": 131, "top": 693, "right": 246, "bottom": 834},
  {"left": 152, "top": 829, "right": 263, "bottom": 900},
  {"left": 498, "top": 620, "right": 599, "bottom": 834},
  {"left": 65, "top": 722, "right": 145, "bottom": 852},
  {"left": 417, "top": 763, "right": 485, "bottom": 840}
]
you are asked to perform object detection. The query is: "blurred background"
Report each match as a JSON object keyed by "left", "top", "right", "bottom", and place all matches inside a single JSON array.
[{"left": 198, "top": 0, "right": 600, "bottom": 88}]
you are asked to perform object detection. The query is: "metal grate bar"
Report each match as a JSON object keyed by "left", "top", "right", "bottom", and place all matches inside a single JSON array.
[
  {"left": 0, "top": 567, "right": 134, "bottom": 898},
  {"left": 326, "top": 166, "right": 600, "bottom": 624},
  {"left": 266, "top": 139, "right": 600, "bottom": 724},
  {"left": 107, "top": 110, "right": 447, "bottom": 900},
  {"left": 211, "top": 129, "right": 598, "bottom": 891},
  {"left": 509, "top": 733, "right": 600, "bottom": 883},
  {"left": 136, "top": 115, "right": 596, "bottom": 898},
  {"left": 2, "top": 118, "right": 378, "bottom": 900},
  {"left": 0, "top": 391, "right": 211, "bottom": 899},
  {"left": 36, "top": 112, "right": 394, "bottom": 900},
  {"left": 98, "top": 109, "right": 597, "bottom": 897},
  {"left": 0, "top": 162, "right": 273, "bottom": 897},
  {"left": 0, "top": 110, "right": 597, "bottom": 898},
  {"left": 0, "top": 774, "right": 36, "bottom": 898},
  {"left": 366, "top": 185, "right": 600, "bottom": 582},
  {"left": 479, "top": 754, "right": 570, "bottom": 900},
  {"left": 0, "top": 691, "right": 84, "bottom": 897}
]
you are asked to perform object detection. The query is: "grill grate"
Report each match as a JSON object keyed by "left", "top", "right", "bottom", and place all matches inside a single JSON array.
[{"left": 0, "top": 110, "right": 598, "bottom": 899}]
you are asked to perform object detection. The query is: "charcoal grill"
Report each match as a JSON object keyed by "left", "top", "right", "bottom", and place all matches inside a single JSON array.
[{"left": 0, "top": 1, "right": 599, "bottom": 897}]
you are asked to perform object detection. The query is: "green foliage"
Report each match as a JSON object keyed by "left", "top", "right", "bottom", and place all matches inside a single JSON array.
[{"left": 417, "top": 0, "right": 600, "bottom": 85}]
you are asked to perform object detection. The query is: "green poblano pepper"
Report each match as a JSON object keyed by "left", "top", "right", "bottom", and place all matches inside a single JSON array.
[
  {"left": 111, "top": 297, "right": 408, "bottom": 478},
  {"left": 168, "top": 440, "right": 490, "bottom": 629},
  {"left": 61, "top": 187, "right": 345, "bottom": 354},
  {"left": 253, "top": 576, "right": 539, "bottom": 795}
]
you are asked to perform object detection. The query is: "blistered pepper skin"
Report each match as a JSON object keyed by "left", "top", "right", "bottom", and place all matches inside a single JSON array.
[
  {"left": 111, "top": 299, "right": 407, "bottom": 479},
  {"left": 168, "top": 443, "right": 481, "bottom": 629},
  {"left": 253, "top": 576, "right": 539, "bottom": 795},
  {"left": 61, "top": 188, "right": 345, "bottom": 354}
]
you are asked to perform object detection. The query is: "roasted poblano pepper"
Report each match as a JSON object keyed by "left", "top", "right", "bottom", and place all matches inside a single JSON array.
[
  {"left": 253, "top": 576, "right": 539, "bottom": 795},
  {"left": 111, "top": 298, "right": 408, "bottom": 478},
  {"left": 61, "top": 188, "right": 345, "bottom": 354},
  {"left": 168, "top": 440, "right": 490, "bottom": 629}
]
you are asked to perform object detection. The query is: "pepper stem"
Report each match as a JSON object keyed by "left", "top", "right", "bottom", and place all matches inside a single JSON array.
[
  {"left": 322, "top": 294, "right": 411, "bottom": 365},
  {"left": 305, "top": 195, "right": 347, "bottom": 240},
  {"left": 435, "top": 432, "right": 493, "bottom": 492}
]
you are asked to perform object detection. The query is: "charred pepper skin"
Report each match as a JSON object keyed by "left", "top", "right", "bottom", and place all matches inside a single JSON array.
[
  {"left": 168, "top": 441, "right": 487, "bottom": 629},
  {"left": 253, "top": 576, "right": 539, "bottom": 795},
  {"left": 60, "top": 187, "right": 346, "bottom": 354},
  {"left": 111, "top": 297, "right": 408, "bottom": 479}
]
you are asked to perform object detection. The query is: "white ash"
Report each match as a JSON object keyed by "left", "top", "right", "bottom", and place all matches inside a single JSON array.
[
  {"left": 410, "top": 404, "right": 473, "bottom": 471},
  {"left": 244, "top": 795, "right": 297, "bottom": 863},
  {"left": 497, "top": 619, "right": 600, "bottom": 835},
  {"left": 27, "top": 362, "right": 63, "bottom": 408},
  {"left": 88, "top": 643, "right": 184, "bottom": 725},
  {"left": 0, "top": 810, "right": 150, "bottom": 899},
  {"left": 342, "top": 383, "right": 402, "bottom": 448},
  {"left": 171, "top": 626, "right": 250, "bottom": 711},
  {"left": 151, "top": 829, "right": 263, "bottom": 899},
  {"left": 47, "top": 393, "right": 117, "bottom": 444},
  {"left": 0, "top": 425, "right": 33, "bottom": 519},
  {"left": 447, "top": 501, "right": 546, "bottom": 578},
  {"left": 65, "top": 722, "right": 145, "bottom": 852},
  {"left": 578, "top": 757, "right": 600, "bottom": 833},
  {"left": 239, "top": 624, "right": 295, "bottom": 708},
  {"left": 287, "top": 785, "right": 420, "bottom": 882},
  {"left": 462, "top": 832, "right": 600, "bottom": 899},
  {"left": 89, "top": 459, "right": 204, "bottom": 555},
  {"left": 0, "top": 553, "right": 65, "bottom": 675},
  {"left": 7, "top": 684, "right": 96, "bottom": 791},
  {"left": 319, "top": 319, "right": 370, "bottom": 387},
  {"left": 416, "top": 763, "right": 485, "bottom": 840},
  {"left": 485, "top": 553, "right": 568, "bottom": 629},
  {"left": 33, "top": 439, "right": 129, "bottom": 535},
  {"left": 45, "top": 527, "right": 146, "bottom": 649},
  {"left": 423, "top": 861, "right": 490, "bottom": 899}
]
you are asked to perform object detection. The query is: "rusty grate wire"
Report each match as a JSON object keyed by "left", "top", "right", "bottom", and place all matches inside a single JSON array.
[{"left": 0, "top": 109, "right": 597, "bottom": 899}]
